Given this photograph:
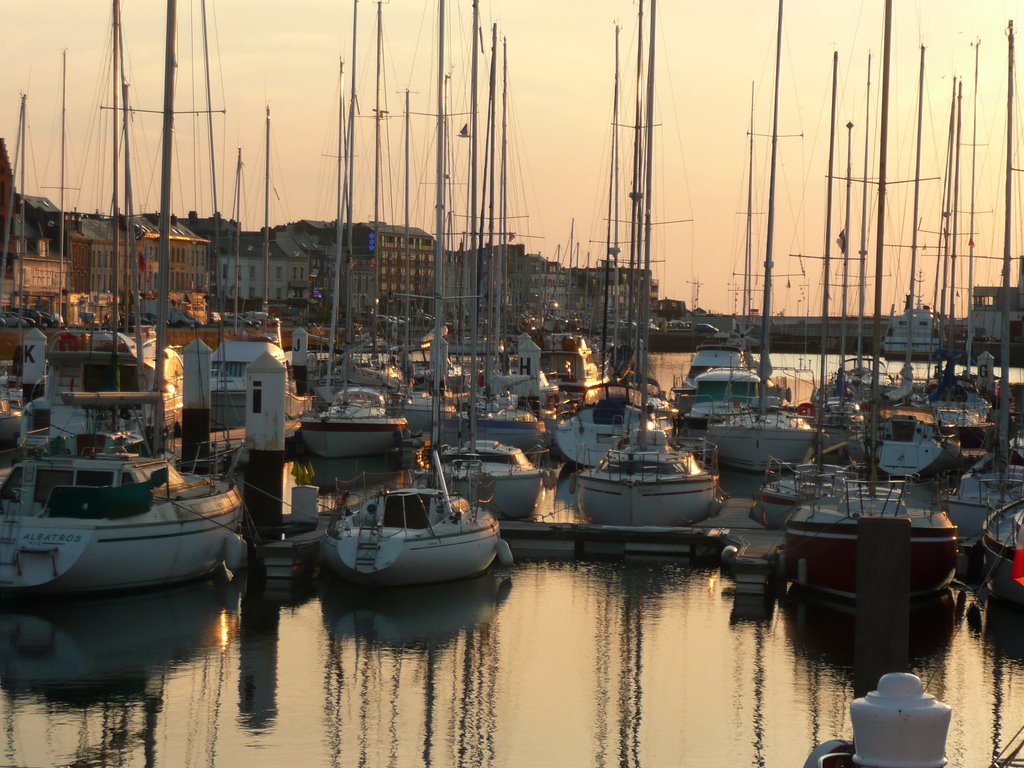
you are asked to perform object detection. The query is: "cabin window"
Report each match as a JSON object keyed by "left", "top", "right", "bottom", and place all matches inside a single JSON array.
[
  {"left": 34, "top": 469, "right": 74, "bottom": 504},
  {"left": 76, "top": 470, "right": 115, "bottom": 487},
  {"left": 1, "top": 466, "right": 23, "bottom": 500},
  {"left": 122, "top": 472, "right": 135, "bottom": 485}
]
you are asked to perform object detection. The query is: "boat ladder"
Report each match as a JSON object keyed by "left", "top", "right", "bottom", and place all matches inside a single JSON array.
[{"left": 354, "top": 525, "right": 382, "bottom": 569}]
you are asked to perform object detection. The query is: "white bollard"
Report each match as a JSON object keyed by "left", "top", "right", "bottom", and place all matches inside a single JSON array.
[
  {"left": 851, "top": 673, "right": 952, "bottom": 768},
  {"left": 290, "top": 327, "right": 309, "bottom": 395},
  {"left": 19, "top": 327, "right": 47, "bottom": 401},
  {"left": 182, "top": 339, "right": 212, "bottom": 468}
]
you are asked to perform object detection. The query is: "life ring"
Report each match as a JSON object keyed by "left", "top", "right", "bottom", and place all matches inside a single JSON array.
[
  {"left": 796, "top": 402, "right": 815, "bottom": 417},
  {"left": 56, "top": 332, "right": 80, "bottom": 352}
]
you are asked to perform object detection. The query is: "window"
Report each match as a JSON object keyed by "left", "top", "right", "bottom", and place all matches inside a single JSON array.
[
  {"left": 34, "top": 469, "right": 74, "bottom": 504},
  {"left": 1, "top": 466, "right": 23, "bottom": 500},
  {"left": 77, "top": 470, "right": 115, "bottom": 487},
  {"left": 276, "top": 266, "right": 282, "bottom": 279}
]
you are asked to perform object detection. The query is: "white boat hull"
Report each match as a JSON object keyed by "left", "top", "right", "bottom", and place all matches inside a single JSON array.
[
  {"left": 322, "top": 516, "right": 500, "bottom": 587},
  {"left": 299, "top": 417, "right": 405, "bottom": 458},
  {"left": 0, "top": 489, "right": 242, "bottom": 595},
  {"left": 578, "top": 474, "right": 715, "bottom": 526},
  {"left": 449, "top": 471, "right": 544, "bottom": 519},
  {"left": 707, "top": 421, "right": 815, "bottom": 472}
]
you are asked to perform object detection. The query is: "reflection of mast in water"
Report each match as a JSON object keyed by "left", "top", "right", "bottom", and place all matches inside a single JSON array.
[
  {"left": 617, "top": 588, "right": 644, "bottom": 768},
  {"left": 593, "top": 586, "right": 614, "bottom": 766},
  {"left": 452, "top": 622, "right": 502, "bottom": 768},
  {"left": 237, "top": 589, "right": 281, "bottom": 730}
]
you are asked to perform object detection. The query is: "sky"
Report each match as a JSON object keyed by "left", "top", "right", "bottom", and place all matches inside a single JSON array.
[{"left": 2, "top": 1, "right": 1022, "bottom": 319}]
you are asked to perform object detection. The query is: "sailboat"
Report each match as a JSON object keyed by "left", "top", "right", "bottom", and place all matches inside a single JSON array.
[
  {"left": 783, "top": 4, "right": 957, "bottom": 600},
  {"left": 0, "top": 0, "right": 243, "bottom": 597},
  {"left": 319, "top": 1, "right": 508, "bottom": 586},
  {"left": 705, "top": 0, "right": 815, "bottom": 474},
  {"left": 576, "top": 0, "right": 719, "bottom": 528},
  {"left": 979, "top": 21, "right": 1024, "bottom": 605}
]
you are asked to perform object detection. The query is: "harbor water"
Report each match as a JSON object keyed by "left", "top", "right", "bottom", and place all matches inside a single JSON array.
[{"left": 1, "top": 351, "right": 1023, "bottom": 767}]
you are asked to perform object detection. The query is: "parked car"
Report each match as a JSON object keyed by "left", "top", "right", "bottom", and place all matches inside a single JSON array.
[
  {"left": 208, "top": 311, "right": 222, "bottom": 325},
  {"left": 1, "top": 311, "right": 34, "bottom": 328},
  {"left": 169, "top": 309, "right": 200, "bottom": 328},
  {"left": 693, "top": 322, "right": 720, "bottom": 336}
]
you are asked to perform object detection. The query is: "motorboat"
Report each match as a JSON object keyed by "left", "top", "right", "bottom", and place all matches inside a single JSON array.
[
  {"left": 876, "top": 406, "right": 961, "bottom": 478},
  {"left": 443, "top": 439, "right": 549, "bottom": 519},
  {"left": 299, "top": 386, "right": 407, "bottom": 459},
  {"left": 784, "top": 478, "right": 958, "bottom": 600},
  {"left": 577, "top": 429, "right": 719, "bottom": 526},
  {"left": 684, "top": 368, "right": 762, "bottom": 429},
  {"left": 320, "top": 451, "right": 509, "bottom": 587},
  {"left": 0, "top": 448, "right": 243, "bottom": 596},
  {"left": 20, "top": 330, "right": 183, "bottom": 453}
]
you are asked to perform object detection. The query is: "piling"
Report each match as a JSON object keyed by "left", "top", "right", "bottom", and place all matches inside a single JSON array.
[
  {"left": 854, "top": 516, "right": 910, "bottom": 699},
  {"left": 18, "top": 327, "right": 46, "bottom": 402},
  {"left": 181, "top": 339, "right": 212, "bottom": 469},
  {"left": 290, "top": 327, "right": 309, "bottom": 395},
  {"left": 244, "top": 350, "right": 286, "bottom": 538}
]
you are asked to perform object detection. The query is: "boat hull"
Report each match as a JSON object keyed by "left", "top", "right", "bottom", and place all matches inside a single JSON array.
[
  {"left": 784, "top": 516, "right": 957, "bottom": 600},
  {"left": 299, "top": 418, "right": 405, "bottom": 458},
  {"left": 707, "top": 422, "right": 815, "bottom": 473},
  {"left": 448, "top": 471, "right": 544, "bottom": 520},
  {"left": 322, "top": 517, "right": 500, "bottom": 587},
  {"left": 578, "top": 474, "right": 715, "bottom": 526},
  {"left": 0, "top": 488, "right": 242, "bottom": 596}
]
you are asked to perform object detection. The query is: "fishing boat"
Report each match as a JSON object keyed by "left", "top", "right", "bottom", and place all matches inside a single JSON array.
[{"left": 0, "top": 449, "right": 243, "bottom": 596}]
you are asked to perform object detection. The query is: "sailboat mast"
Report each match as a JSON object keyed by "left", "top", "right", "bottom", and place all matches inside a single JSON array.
[
  {"left": 743, "top": 82, "right": 754, "bottom": 328},
  {"left": 965, "top": 40, "right": 980, "bottom": 373},
  {"left": 946, "top": 81, "right": 963, "bottom": 353},
  {"left": 262, "top": 106, "right": 270, "bottom": 314},
  {"left": 468, "top": 0, "right": 481, "bottom": 445},
  {"left": 431, "top": 0, "right": 447, "bottom": 449},
  {"left": 153, "top": 0, "right": 178, "bottom": 455},
  {"left": 839, "top": 119, "right": 853, "bottom": 410},
  {"left": 59, "top": 51, "right": 67, "bottom": 324},
  {"left": 626, "top": 0, "right": 644, "bottom": 334},
  {"left": 758, "top": 0, "right": 784, "bottom": 414},
  {"left": 816, "top": 50, "right": 838, "bottom": 434},
  {"left": 601, "top": 24, "right": 621, "bottom": 367},
  {"left": 998, "top": 21, "right": 1013, "bottom": 474},
  {"left": 232, "top": 148, "right": 242, "bottom": 334},
  {"left": 905, "top": 46, "right": 925, "bottom": 378},
  {"left": 637, "top": 0, "right": 658, "bottom": 448},
  {"left": 372, "top": 0, "right": 383, "bottom": 351},
  {"left": 343, "top": 0, "right": 359, "bottom": 384},
  {"left": 497, "top": 37, "right": 508, "bottom": 359},
  {"left": 328, "top": 61, "right": 345, "bottom": 377},
  {"left": 118, "top": 32, "right": 144, "bottom": 387},
  {"left": 484, "top": 23, "right": 498, "bottom": 392},
  {"left": 869, "top": 0, "right": 894, "bottom": 485},
  {"left": 403, "top": 88, "right": 411, "bottom": 365},
  {"left": 112, "top": 0, "right": 121, "bottom": 332},
  {"left": 200, "top": 0, "right": 219, "bottom": 321},
  {"left": 856, "top": 53, "right": 871, "bottom": 370}
]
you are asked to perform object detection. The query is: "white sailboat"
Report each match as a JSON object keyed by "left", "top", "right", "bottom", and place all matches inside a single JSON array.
[
  {"left": 320, "top": 1, "right": 507, "bottom": 586},
  {"left": 706, "top": 0, "right": 815, "bottom": 473},
  {"left": 577, "top": 0, "right": 719, "bottom": 527}
]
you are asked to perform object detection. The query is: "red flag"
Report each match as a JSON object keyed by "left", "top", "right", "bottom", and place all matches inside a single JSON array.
[{"left": 1012, "top": 520, "right": 1024, "bottom": 585}]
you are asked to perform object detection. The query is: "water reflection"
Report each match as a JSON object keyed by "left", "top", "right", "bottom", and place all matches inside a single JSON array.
[
  {"left": 0, "top": 575, "right": 240, "bottom": 767},
  {"left": 318, "top": 572, "right": 511, "bottom": 768}
]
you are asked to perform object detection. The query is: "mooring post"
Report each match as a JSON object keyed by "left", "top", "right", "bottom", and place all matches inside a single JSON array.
[
  {"left": 245, "top": 350, "right": 286, "bottom": 538},
  {"left": 181, "top": 339, "right": 212, "bottom": 470}
]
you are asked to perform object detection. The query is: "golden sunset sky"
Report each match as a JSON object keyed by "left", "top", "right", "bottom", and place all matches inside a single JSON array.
[{"left": 2, "top": 1, "right": 1021, "bottom": 319}]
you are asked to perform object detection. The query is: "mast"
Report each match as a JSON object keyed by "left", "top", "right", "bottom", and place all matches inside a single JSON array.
[
  {"left": 231, "top": 148, "right": 242, "bottom": 335},
  {"left": 757, "top": 0, "right": 784, "bottom": 415},
  {"left": 468, "top": 0, "right": 481, "bottom": 445},
  {"left": 59, "top": 50, "right": 67, "bottom": 324},
  {"left": 118, "top": 24, "right": 144, "bottom": 388},
  {"left": 262, "top": 106, "right": 270, "bottom": 314},
  {"left": 403, "top": 88, "right": 411, "bottom": 367},
  {"left": 112, "top": 0, "right": 121, "bottom": 333},
  {"left": 904, "top": 46, "right": 925, "bottom": 382},
  {"left": 869, "top": 0, "right": 894, "bottom": 486},
  {"left": 637, "top": 0, "right": 658, "bottom": 448},
  {"left": 998, "top": 21, "right": 1013, "bottom": 476},
  {"left": 743, "top": 82, "right": 755, "bottom": 331},
  {"left": 484, "top": 23, "right": 498, "bottom": 394},
  {"left": 965, "top": 40, "right": 980, "bottom": 373},
  {"left": 601, "top": 24, "right": 621, "bottom": 369},
  {"left": 431, "top": 0, "right": 447, "bottom": 452},
  {"left": 816, "top": 50, "right": 838, "bottom": 443},
  {"left": 153, "top": 0, "right": 178, "bottom": 455},
  {"left": 626, "top": 0, "right": 644, "bottom": 335},
  {"left": 200, "top": 0, "right": 219, "bottom": 325},
  {"left": 856, "top": 53, "right": 871, "bottom": 370},
  {"left": 946, "top": 80, "right": 963, "bottom": 354},
  {"left": 343, "top": 0, "right": 359, "bottom": 387},
  {"left": 328, "top": 61, "right": 345, "bottom": 380},
  {"left": 934, "top": 81, "right": 957, "bottom": 353},
  {"left": 497, "top": 37, "right": 508, "bottom": 367},
  {"left": 372, "top": 0, "right": 383, "bottom": 352},
  {"left": 839, "top": 118, "right": 853, "bottom": 411}
]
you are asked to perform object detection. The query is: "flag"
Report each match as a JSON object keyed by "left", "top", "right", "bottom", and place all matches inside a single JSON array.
[
  {"left": 1012, "top": 519, "right": 1024, "bottom": 585},
  {"left": 836, "top": 229, "right": 847, "bottom": 255}
]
